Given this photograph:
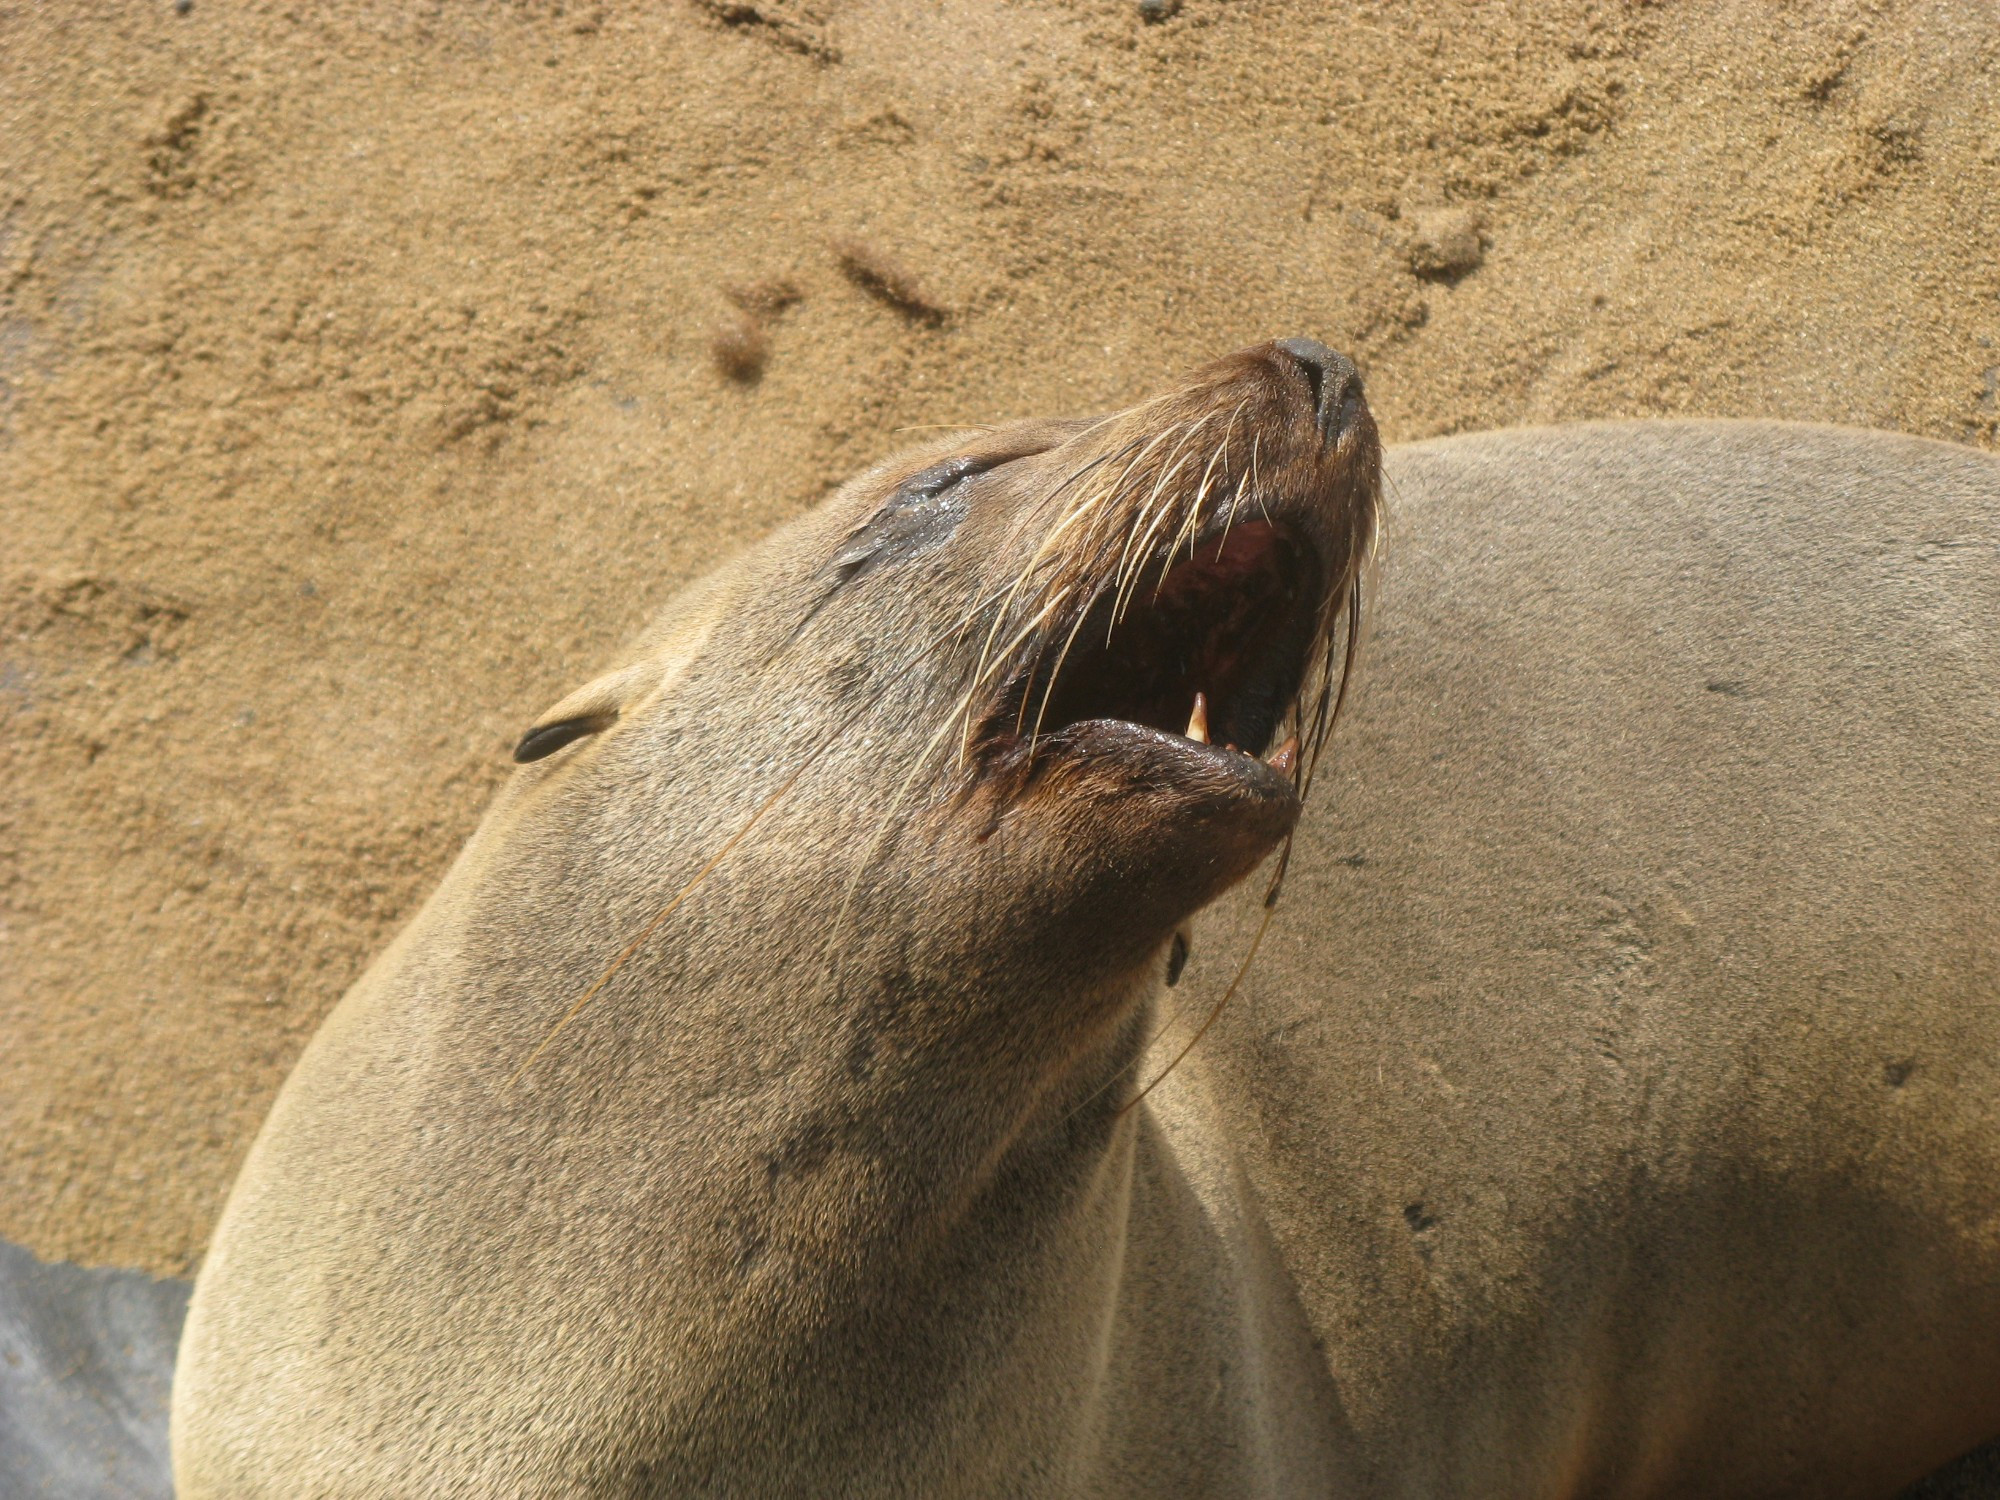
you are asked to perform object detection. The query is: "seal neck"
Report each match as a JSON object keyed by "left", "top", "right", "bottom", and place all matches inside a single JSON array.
[
  {"left": 1050, "top": 1059, "right": 1348, "bottom": 1497},
  {"left": 774, "top": 1013, "right": 1343, "bottom": 1497}
]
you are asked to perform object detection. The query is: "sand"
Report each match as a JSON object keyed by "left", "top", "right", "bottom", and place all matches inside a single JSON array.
[{"left": 2, "top": 0, "right": 1996, "bottom": 1275}]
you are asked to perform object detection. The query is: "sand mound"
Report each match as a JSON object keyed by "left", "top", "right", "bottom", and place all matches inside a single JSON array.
[{"left": 3, "top": 0, "right": 1995, "bottom": 1274}]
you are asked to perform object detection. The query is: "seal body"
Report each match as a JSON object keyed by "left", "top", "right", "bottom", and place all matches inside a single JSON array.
[
  {"left": 1197, "top": 421, "right": 2000, "bottom": 1497},
  {"left": 172, "top": 361, "right": 2000, "bottom": 1496}
]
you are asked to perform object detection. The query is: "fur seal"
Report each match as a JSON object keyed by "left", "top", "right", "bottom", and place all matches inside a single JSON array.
[{"left": 172, "top": 343, "right": 2000, "bottom": 1497}]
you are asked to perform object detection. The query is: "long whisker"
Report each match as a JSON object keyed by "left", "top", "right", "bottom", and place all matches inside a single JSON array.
[
  {"left": 1060, "top": 971, "right": 1198, "bottom": 1126},
  {"left": 1215, "top": 430, "right": 1260, "bottom": 559},
  {"left": 1037, "top": 423, "right": 1182, "bottom": 579},
  {"left": 963, "top": 446, "right": 1141, "bottom": 747},
  {"left": 1108, "top": 418, "right": 1212, "bottom": 623},
  {"left": 822, "top": 703, "right": 969, "bottom": 975},
  {"left": 1027, "top": 583, "right": 1104, "bottom": 748},
  {"left": 825, "top": 584, "right": 1070, "bottom": 952},
  {"left": 1109, "top": 447, "right": 1206, "bottom": 635},
  {"left": 1163, "top": 401, "right": 1247, "bottom": 582},
  {"left": 1062, "top": 901, "right": 1278, "bottom": 1128},
  {"left": 1301, "top": 575, "right": 1364, "bottom": 802},
  {"left": 955, "top": 584, "right": 1079, "bottom": 763}
]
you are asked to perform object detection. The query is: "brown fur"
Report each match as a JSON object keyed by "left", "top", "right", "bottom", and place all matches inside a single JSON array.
[
  {"left": 1192, "top": 420, "right": 2000, "bottom": 1498},
  {"left": 172, "top": 351, "right": 2000, "bottom": 1495},
  {"left": 172, "top": 343, "right": 1374, "bottom": 1495}
]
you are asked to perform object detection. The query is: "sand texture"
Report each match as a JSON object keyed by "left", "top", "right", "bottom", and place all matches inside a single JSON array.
[{"left": 3, "top": 0, "right": 1997, "bottom": 1273}]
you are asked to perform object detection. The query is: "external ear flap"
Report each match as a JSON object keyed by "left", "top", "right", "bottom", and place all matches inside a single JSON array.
[
  {"left": 513, "top": 712, "right": 617, "bottom": 763},
  {"left": 511, "top": 586, "right": 725, "bottom": 767},
  {"left": 512, "top": 660, "right": 656, "bottom": 766}
]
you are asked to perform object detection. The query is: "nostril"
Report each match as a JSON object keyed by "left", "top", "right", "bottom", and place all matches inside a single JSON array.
[
  {"left": 1272, "top": 336, "right": 1364, "bottom": 442},
  {"left": 1295, "top": 356, "right": 1327, "bottom": 416}
]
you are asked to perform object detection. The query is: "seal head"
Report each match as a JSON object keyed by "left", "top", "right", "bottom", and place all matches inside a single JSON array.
[
  {"left": 518, "top": 335, "right": 1377, "bottom": 982},
  {"left": 172, "top": 337, "right": 1379, "bottom": 1496}
]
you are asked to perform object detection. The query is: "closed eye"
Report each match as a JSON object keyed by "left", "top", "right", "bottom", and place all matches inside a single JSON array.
[
  {"left": 790, "top": 425, "right": 1085, "bottom": 642},
  {"left": 822, "top": 455, "right": 999, "bottom": 589}
]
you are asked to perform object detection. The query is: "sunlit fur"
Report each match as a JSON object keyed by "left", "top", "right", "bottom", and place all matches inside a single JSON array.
[
  {"left": 172, "top": 342, "right": 1377, "bottom": 1497},
  {"left": 175, "top": 386, "right": 2000, "bottom": 1496}
]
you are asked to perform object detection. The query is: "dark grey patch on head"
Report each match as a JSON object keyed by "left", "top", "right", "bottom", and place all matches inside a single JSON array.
[
  {"left": 823, "top": 456, "right": 997, "bottom": 590},
  {"left": 1334, "top": 853, "right": 1367, "bottom": 868},
  {"left": 0, "top": 1234, "right": 188, "bottom": 1500},
  {"left": 1884, "top": 1059, "right": 1916, "bottom": 1088},
  {"left": 514, "top": 711, "right": 617, "bottom": 763},
  {"left": 1705, "top": 679, "right": 1751, "bottom": 698},
  {"left": 1403, "top": 1202, "right": 1437, "bottom": 1233}
]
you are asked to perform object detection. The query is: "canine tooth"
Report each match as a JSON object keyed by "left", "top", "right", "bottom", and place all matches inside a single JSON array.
[
  {"left": 1267, "top": 736, "right": 1299, "bottom": 776},
  {"left": 1186, "top": 692, "right": 1210, "bottom": 744}
]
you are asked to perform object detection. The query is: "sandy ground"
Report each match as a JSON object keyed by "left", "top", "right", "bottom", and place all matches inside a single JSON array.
[{"left": 2, "top": 0, "right": 1996, "bottom": 1275}]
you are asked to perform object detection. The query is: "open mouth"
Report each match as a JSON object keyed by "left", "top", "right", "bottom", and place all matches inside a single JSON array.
[{"left": 986, "top": 520, "right": 1327, "bottom": 776}]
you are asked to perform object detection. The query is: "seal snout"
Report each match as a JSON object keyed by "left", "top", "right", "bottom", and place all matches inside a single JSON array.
[
  {"left": 952, "top": 335, "right": 1379, "bottom": 845},
  {"left": 1272, "top": 336, "right": 1367, "bottom": 446}
]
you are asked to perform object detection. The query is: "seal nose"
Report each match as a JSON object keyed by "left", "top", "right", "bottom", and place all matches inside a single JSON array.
[{"left": 1272, "top": 336, "right": 1365, "bottom": 444}]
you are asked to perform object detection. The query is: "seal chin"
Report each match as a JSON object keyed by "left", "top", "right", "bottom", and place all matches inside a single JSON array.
[{"left": 1046, "top": 719, "right": 1304, "bottom": 810}]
